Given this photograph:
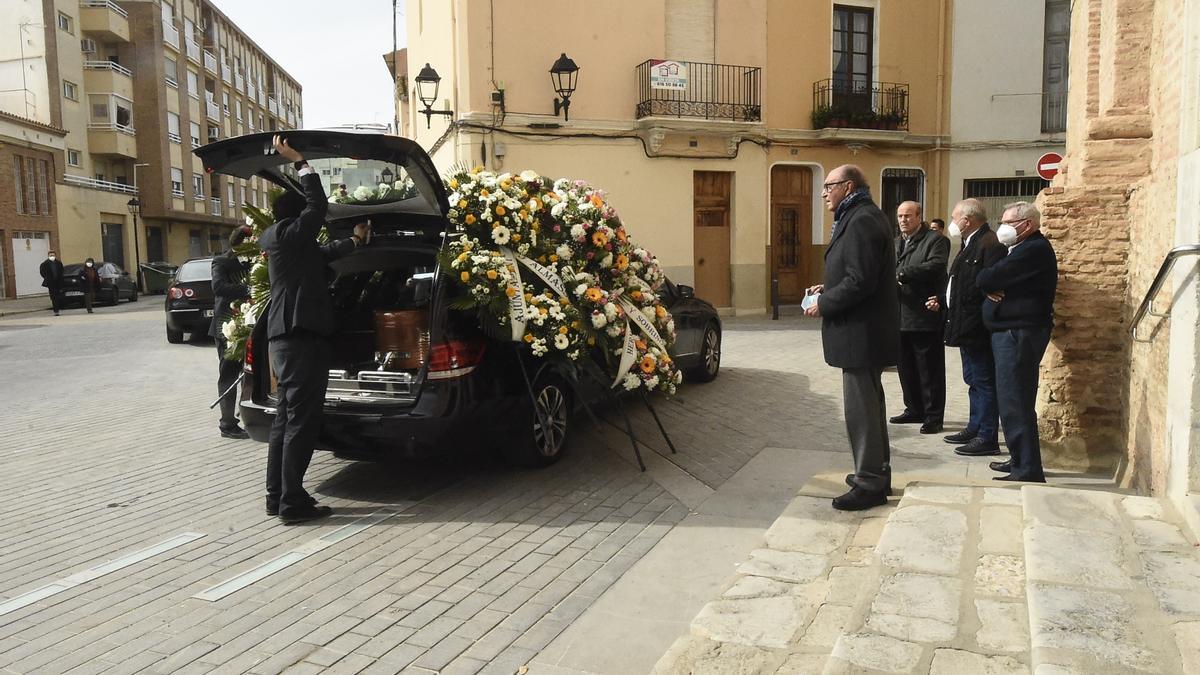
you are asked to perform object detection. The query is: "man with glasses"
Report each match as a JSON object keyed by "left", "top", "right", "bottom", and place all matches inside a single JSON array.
[
  {"left": 976, "top": 201, "right": 1057, "bottom": 482},
  {"left": 804, "top": 165, "right": 899, "bottom": 510}
]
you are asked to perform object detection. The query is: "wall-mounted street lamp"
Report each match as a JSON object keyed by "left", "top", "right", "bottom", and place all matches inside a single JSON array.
[
  {"left": 380, "top": 167, "right": 394, "bottom": 185},
  {"left": 550, "top": 53, "right": 579, "bottom": 121},
  {"left": 127, "top": 197, "right": 143, "bottom": 291},
  {"left": 413, "top": 63, "right": 454, "bottom": 129}
]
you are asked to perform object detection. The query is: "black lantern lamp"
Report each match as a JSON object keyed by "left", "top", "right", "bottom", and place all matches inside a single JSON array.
[
  {"left": 550, "top": 53, "right": 579, "bottom": 121},
  {"left": 127, "top": 197, "right": 144, "bottom": 292},
  {"left": 380, "top": 167, "right": 394, "bottom": 185},
  {"left": 414, "top": 63, "right": 454, "bottom": 128}
]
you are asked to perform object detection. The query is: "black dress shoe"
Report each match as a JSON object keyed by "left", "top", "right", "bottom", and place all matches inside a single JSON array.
[
  {"left": 989, "top": 460, "right": 1012, "bottom": 473},
  {"left": 280, "top": 504, "right": 333, "bottom": 524},
  {"left": 943, "top": 429, "right": 976, "bottom": 444},
  {"left": 832, "top": 486, "right": 888, "bottom": 511},
  {"left": 220, "top": 426, "right": 250, "bottom": 439},
  {"left": 993, "top": 474, "right": 1046, "bottom": 483},
  {"left": 267, "top": 496, "right": 319, "bottom": 516},
  {"left": 889, "top": 412, "right": 923, "bottom": 424},
  {"left": 920, "top": 422, "right": 944, "bottom": 434},
  {"left": 954, "top": 438, "right": 1003, "bottom": 456}
]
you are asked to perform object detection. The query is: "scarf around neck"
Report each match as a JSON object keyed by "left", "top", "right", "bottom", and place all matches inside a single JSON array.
[{"left": 833, "top": 188, "right": 872, "bottom": 233}]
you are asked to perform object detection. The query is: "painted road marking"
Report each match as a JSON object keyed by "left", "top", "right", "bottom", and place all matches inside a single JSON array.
[
  {"left": 0, "top": 532, "right": 205, "bottom": 618},
  {"left": 193, "top": 508, "right": 407, "bottom": 602}
]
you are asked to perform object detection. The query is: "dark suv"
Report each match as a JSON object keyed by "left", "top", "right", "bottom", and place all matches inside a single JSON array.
[{"left": 195, "top": 130, "right": 720, "bottom": 467}]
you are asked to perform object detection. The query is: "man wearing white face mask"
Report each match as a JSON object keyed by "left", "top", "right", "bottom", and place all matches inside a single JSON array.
[
  {"left": 39, "top": 250, "right": 65, "bottom": 316},
  {"left": 975, "top": 201, "right": 1058, "bottom": 483}
]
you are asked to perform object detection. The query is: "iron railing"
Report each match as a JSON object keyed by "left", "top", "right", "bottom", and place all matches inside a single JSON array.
[
  {"left": 811, "top": 79, "right": 909, "bottom": 131},
  {"left": 1042, "top": 90, "right": 1068, "bottom": 133},
  {"left": 1131, "top": 244, "right": 1200, "bottom": 341},
  {"left": 63, "top": 173, "right": 136, "bottom": 194},
  {"left": 635, "top": 59, "right": 761, "bottom": 122}
]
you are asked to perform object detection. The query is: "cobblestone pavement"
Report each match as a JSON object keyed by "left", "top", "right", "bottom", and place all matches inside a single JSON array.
[{"left": 0, "top": 303, "right": 985, "bottom": 674}]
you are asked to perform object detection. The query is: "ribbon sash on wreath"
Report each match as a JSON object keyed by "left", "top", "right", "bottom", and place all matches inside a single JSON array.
[{"left": 500, "top": 248, "right": 527, "bottom": 341}]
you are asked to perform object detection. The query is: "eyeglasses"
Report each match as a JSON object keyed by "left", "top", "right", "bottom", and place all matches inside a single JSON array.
[{"left": 821, "top": 180, "right": 851, "bottom": 193}]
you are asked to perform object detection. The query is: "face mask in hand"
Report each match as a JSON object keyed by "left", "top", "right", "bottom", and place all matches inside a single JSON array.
[
  {"left": 996, "top": 224, "right": 1020, "bottom": 246},
  {"left": 948, "top": 220, "right": 963, "bottom": 238}
]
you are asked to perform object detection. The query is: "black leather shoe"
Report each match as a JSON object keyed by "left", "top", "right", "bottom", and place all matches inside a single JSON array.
[
  {"left": 989, "top": 460, "right": 1012, "bottom": 473},
  {"left": 920, "top": 422, "right": 944, "bottom": 434},
  {"left": 220, "top": 426, "right": 250, "bottom": 439},
  {"left": 832, "top": 486, "right": 888, "bottom": 511},
  {"left": 943, "top": 429, "right": 976, "bottom": 444},
  {"left": 280, "top": 504, "right": 333, "bottom": 524},
  {"left": 993, "top": 474, "right": 1046, "bottom": 483},
  {"left": 889, "top": 412, "right": 923, "bottom": 424},
  {"left": 267, "top": 496, "right": 318, "bottom": 516},
  {"left": 954, "top": 438, "right": 1003, "bottom": 456}
]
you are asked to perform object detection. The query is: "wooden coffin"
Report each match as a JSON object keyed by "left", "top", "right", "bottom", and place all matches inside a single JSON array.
[{"left": 374, "top": 309, "right": 430, "bottom": 370}]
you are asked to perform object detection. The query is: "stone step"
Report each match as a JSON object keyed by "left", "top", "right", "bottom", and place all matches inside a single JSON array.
[
  {"left": 822, "top": 483, "right": 1030, "bottom": 675},
  {"left": 1021, "top": 485, "right": 1200, "bottom": 674},
  {"left": 650, "top": 492, "right": 898, "bottom": 674}
]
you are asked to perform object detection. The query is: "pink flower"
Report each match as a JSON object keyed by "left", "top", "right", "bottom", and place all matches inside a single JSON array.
[
  {"left": 552, "top": 225, "right": 561, "bottom": 232},
  {"left": 587, "top": 252, "right": 595, "bottom": 259}
]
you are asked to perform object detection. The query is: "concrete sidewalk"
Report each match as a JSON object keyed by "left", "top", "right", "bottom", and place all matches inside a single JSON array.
[{"left": 0, "top": 296, "right": 53, "bottom": 317}]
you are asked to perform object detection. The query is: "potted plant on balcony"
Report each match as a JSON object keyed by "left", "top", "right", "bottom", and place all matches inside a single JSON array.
[
  {"left": 849, "top": 110, "right": 875, "bottom": 129},
  {"left": 811, "top": 105, "right": 833, "bottom": 130},
  {"left": 881, "top": 111, "right": 904, "bottom": 130}
]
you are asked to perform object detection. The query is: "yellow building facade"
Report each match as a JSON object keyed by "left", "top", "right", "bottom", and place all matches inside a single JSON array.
[{"left": 400, "top": 0, "right": 952, "bottom": 313}]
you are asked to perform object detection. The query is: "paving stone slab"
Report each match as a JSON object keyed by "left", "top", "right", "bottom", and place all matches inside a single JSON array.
[
  {"left": 775, "top": 651, "right": 828, "bottom": 674},
  {"left": 1027, "top": 582, "right": 1158, "bottom": 672},
  {"left": 1140, "top": 551, "right": 1200, "bottom": 619},
  {"left": 723, "top": 575, "right": 798, "bottom": 600},
  {"left": 690, "top": 596, "right": 810, "bottom": 649},
  {"left": 928, "top": 649, "right": 1026, "bottom": 675},
  {"left": 870, "top": 572, "right": 961, "bottom": 624},
  {"left": 826, "top": 566, "right": 870, "bottom": 606},
  {"left": 1022, "top": 486, "right": 1122, "bottom": 532},
  {"left": 1173, "top": 621, "right": 1200, "bottom": 674},
  {"left": 980, "top": 506, "right": 1024, "bottom": 555},
  {"left": 651, "top": 635, "right": 785, "bottom": 675},
  {"left": 904, "top": 484, "right": 972, "bottom": 505},
  {"left": 975, "top": 554, "right": 1025, "bottom": 599},
  {"left": 764, "top": 516, "right": 853, "bottom": 556},
  {"left": 799, "top": 604, "right": 853, "bottom": 649},
  {"left": 865, "top": 613, "right": 957, "bottom": 643},
  {"left": 875, "top": 505, "right": 967, "bottom": 576},
  {"left": 1121, "top": 496, "right": 1165, "bottom": 521},
  {"left": 1131, "top": 520, "right": 1192, "bottom": 551},
  {"left": 827, "top": 633, "right": 923, "bottom": 674},
  {"left": 983, "top": 488, "right": 1023, "bottom": 506},
  {"left": 737, "top": 549, "right": 829, "bottom": 584},
  {"left": 850, "top": 517, "right": 888, "bottom": 547},
  {"left": 975, "top": 599, "right": 1029, "bottom": 653},
  {"left": 1024, "top": 523, "right": 1133, "bottom": 589}
]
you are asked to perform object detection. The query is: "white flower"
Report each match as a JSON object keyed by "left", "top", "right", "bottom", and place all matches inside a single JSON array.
[
  {"left": 645, "top": 375, "right": 659, "bottom": 390},
  {"left": 552, "top": 202, "right": 569, "bottom": 218},
  {"left": 674, "top": 370, "right": 684, "bottom": 384},
  {"left": 449, "top": 192, "right": 461, "bottom": 203},
  {"left": 525, "top": 307, "right": 541, "bottom": 320},
  {"left": 244, "top": 215, "right": 255, "bottom": 227},
  {"left": 517, "top": 243, "right": 530, "bottom": 255},
  {"left": 352, "top": 185, "right": 373, "bottom": 201},
  {"left": 606, "top": 324, "right": 622, "bottom": 337},
  {"left": 492, "top": 225, "right": 512, "bottom": 245},
  {"left": 520, "top": 170, "right": 539, "bottom": 182},
  {"left": 667, "top": 320, "right": 675, "bottom": 334},
  {"left": 623, "top": 373, "right": 641, "bottom": 390},
  {"left": 591, "top": 311, "right": 607, "bottom": 329},
  {"left": 642, "top": 307, "right": 656, "bottom": 322},
  {"left": 600, "top": 254, "right": 613, "bottom": 269},
  {"left": 604, "top": 303, "right": 618, "bottom": 320},
  {"left": 554, "top": 334, "right": 569, "bottom": 350},
  {"left": 556, "top": 244, "right": 573, "bottom": 261},
  {"left": 221, "top": 319, "right": 236, "bottom": 340},
  {"left": 574, "top": 283, "right": 589, "bottom": 298}
]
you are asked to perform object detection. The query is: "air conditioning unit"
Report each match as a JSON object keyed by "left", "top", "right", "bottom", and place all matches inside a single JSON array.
[
  {"left": 80, "top": 38, "right": 97, "bottom": 54},
  {"left": 208, "top": 126, "right": 220, "bottom": 141}
]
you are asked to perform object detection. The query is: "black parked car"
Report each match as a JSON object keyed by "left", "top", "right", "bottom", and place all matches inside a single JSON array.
[
  {"left": 164, "top": 257, "right": 215, "bottom": 343},
  {"left": 59, "top": 262, "right": 139, "bottom": 307},
  {"left": 195, "top": 129, "right": 721, "bottom": 467}
]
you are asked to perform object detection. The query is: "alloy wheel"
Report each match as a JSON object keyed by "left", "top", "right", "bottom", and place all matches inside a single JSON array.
[
  {"left": 704, "top": 327, "right": 721, "bottom": 376},
  {"left": 532, "top": 385, "right": 568, "bottom": 457}
]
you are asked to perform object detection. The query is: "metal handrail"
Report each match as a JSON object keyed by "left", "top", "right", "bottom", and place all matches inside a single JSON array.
[{"left": 1131, "top": 244, "right": 1200, "bottom": 341}]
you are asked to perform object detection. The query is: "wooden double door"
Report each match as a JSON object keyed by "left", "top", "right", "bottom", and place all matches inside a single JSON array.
[{"left": 770, "top": 166, "right": 816, "bottom": 304}]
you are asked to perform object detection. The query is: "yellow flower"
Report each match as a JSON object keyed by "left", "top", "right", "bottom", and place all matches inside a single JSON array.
[
  {"left": 615, "top": 254, "right": 629, "bottom": 271},
  {"left": 631, "top": 290, "right": 643, "bottom": 301},
  {"left": 486, "top": 269, "right": 498, "bottom": 280},
  {"left": 523, "top": 333, "right": 533, "bottom": 342},
  {"left": 506, "top": 286, "right": 517, "bottom": 298},
  {"left": 524, "top": 293, "right": 534, "bottom": 301},
  {"left": 656, "top": 305, "right": 667, "bottom": 318},
  {"left": 520, "top": 209, "right": 529, "bottom": 220},
  {"left": 460, "top": 271, "right": 470, "bottom": 282},
  {"left": 539, "top": 307, "right": 548, "bottom": 316},
  {"left": 590, "top": 194, "right": 603, "bottom": 208},
  {"left": 559, "top": 296, "right": 568, "bottom": 305},
  {"left": 449, "top": 179, "right": 459, "bottom": 189},
  {"left": 495, "top": 205, "right": 506, "bottom": 216},
  {"left": 639, "top": 356, "right": 656, "bottom": 373},
  {"left": 585, "top": 287, "right": 603, "bottom": 302},
  {"left": 472, "top": 166, "right": 483, "bottom": 174},
  {"left": 512, "top": 233, "right": 521, "bottom": 242},
  {"left": 571, "top": 321, "right": 580, "bottom": 329},
  {"left": 549, "top": 254, "right": 558, "bottom": 262},
  {"left": 500, "top": 180, "right": 512, "bottom": 190},
  {"left": 558, "top": 326, "right": 569, "bottom": 334},
  {"left": 480, "top": 188, "right": 490, "bottom": 197},
  {"left": 465, "top": 214, "right": 477, "bottom": 225},
  {"left": 458, "top": 199, "right": 467, "bottom": 209},
  {"left": 592, "top": 231, "right": 608, "bottom": 247},
  {"left": 587, "top": 336, "right": 596, "bottom": 345}
]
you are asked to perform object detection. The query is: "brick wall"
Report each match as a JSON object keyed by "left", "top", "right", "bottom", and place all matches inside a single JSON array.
[{"left": 0, "top": 142, "right": 62, "bottom": 298}]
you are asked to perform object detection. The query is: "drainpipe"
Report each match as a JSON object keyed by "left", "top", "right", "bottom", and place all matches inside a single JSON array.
[{"left": 934, "top": 0, "right": 949, "bottom": 215}]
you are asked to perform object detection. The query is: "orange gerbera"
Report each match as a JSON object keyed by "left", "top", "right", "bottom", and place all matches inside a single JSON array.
[
  {"left": 631, "top": 290, "right": 643, "bottom": 301},
  {"left": 590, "top": 194, "right": 603, "bottom": 208},
  {"left": 592, "top": 231, "right": 608, "bottom": 247},
  {"left": 460, "top": 271, "right": 470, "bottom": 282},
  {"left": 523, "top": 333, "right": 533, "bottom": 342},
  {"left": 495, "top": 205, "right": 506, "bottom": 216},
  {"left": 585, "top": 287, "right": 604, "bottom": 302},
  {"left": 616, "top": 228, "right": 628, "bottom": 243},
  {"left": 506, "top": 286, "right": 517, "bottom": 298},
  {"left": 656, "top": 305, "right": 667, "bottom": 318},
  {"left": 635, "top": 339, "right": 647, "bottom": 351},
  {"left": 615, "top": 254, "right": 629, "bottom": 271},
  {"left": 558, "top": 326, "right": 569, "bottom": 334},
  {"left": 486, "top": 269, "right": 498, "bottom": 280},
  {"left": 480, "top": 188, "right": 490, "bottom": 197},
  {"left": 465, "top": 214, "right": 477, "bottom": 225},
  {"left": 639, "top": 356, "right": 656, "bottom": 373}
]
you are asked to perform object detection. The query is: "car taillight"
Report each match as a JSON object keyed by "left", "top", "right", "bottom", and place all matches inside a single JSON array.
[
  {"left": 168, "top": 287, "right": 183, "bottom": 299},
  {"left": 244, "top": 336, "right": 254, "bottom": 373},
  {"left": 427, "top": 338, "right": 487, "bottom": 380},
  {"left": 183, "top": 288, "right": 195, "bottom": 298}
]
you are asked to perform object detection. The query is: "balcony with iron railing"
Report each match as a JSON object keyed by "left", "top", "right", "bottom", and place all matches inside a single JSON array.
[
  {"left": 185, "top": 39, "right": 200, "bottom": 63},
  {"left": 162, "top": 21, "right": 179, "bottom": 50},
  {"left": 203, "top": 49, "right": 217, "bottom": 74},
  {"left": 811, "top": 79, "right": 909, "bottom": 131},
  {"left": 1042, "top": 90, "right": 1068, "bottom": 134},
  {"left": 63, "top": 173, "right": 137, "bottom": 195},
  {"left": 635, "top": 59, "right": 761, "bottom": 123},
  {"left": 79, "top": 0, "right": 129, "bottom": 42},
  {"left": 83, "top": 60, "right": 133, "bottom": 98}
]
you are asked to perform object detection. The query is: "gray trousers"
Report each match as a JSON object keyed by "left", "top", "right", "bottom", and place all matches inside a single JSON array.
[{"left": 842, "top": 367, "right": 892, "bottom": 493}]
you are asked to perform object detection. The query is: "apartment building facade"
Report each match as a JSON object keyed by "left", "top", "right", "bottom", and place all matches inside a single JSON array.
[
  {"left": 0, "top": 0, "right": 301, "bottom": 297},
  {"left": 399, "top": 0, "right": 952, "bottom": 313}
]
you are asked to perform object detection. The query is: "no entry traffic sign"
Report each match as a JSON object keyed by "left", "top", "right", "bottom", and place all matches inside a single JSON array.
[{"left": 1037, "top": 152, "right": 1062, "bottom": 181}]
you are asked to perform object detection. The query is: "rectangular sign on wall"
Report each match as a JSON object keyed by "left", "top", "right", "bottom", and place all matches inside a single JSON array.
[{"left": 650, "top": 60, "right": 688, "bottom": 90}]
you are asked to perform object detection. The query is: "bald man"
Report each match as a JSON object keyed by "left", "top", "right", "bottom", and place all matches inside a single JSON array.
[
  {"left": 804, "top": 164, "right": 899, "bottom": 511},
  {"left": 890, "top": 201, "right": 950, "bottom": 434}
]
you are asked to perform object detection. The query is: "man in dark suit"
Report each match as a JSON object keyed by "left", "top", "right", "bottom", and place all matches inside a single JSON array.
[
  {"left": 927, "top": 199, "right": 1008, "bottom": 457},
  {"left": 260, "top": 135, "right": 370, "bottom": 524},
  {"left": 39, "top": 250, "right": 64, "bottom": 316},
  {"left": 891, "top": 201, "right": 950, "bottom": 434},
  {"left": 211, "top": 226, "right": 253, "bottom": 439},
  {"left": 804, "top": 165, "right": 900, "bottom": 511},
  {"left": 977, "top": 201, "right": 1057, "bottom": 483}
]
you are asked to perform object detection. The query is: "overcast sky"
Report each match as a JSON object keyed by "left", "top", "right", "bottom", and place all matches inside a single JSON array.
[{"left": 210, "top": 0, "right": 406, "bottom": 130}]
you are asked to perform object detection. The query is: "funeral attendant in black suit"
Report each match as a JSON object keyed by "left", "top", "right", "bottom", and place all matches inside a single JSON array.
[
  {"left": 40, "top": 250, "right": 64, "bottom": 316},
  {"left": 891, "top": 201, "right": 950, "bottom": 434},
  {"left": 926, "top": 199, "right": 1007, "bottom": 458},
  {"left": 260, "top": 135, "right": 371, "bottom": 524},
  {"left": 210, "top": 225, "right": 253, "bottom": 440},
  {"left": 976, "top": 201, "right": 1057, "bottom": 483},
  {"left": 804, "top": 165, "right": 900, "bottom": 511}
]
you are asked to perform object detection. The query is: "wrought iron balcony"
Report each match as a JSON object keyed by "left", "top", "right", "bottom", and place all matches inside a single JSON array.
[
  {"left": 635, "top": 59, "right": 761, "bottom": 123},
  {"left": 811, "top": 79, "right": 909, "bottom": 131}
]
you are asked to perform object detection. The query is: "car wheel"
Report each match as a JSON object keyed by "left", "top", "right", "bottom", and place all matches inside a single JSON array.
[
  {"left": 506, "top": 372, "right": 571, "bottom": 468},
  {"left": 130, "top": 287, "right": 139, "bottom": 302},
  {"left": 108, "top": 289, "right": 120, "bottom": 306},
  {"left": 167, "top": 325, "right": 184, "bottom": 344},
  {"left": 687, "top": 322, "right": 721, "bottom": 383}
]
